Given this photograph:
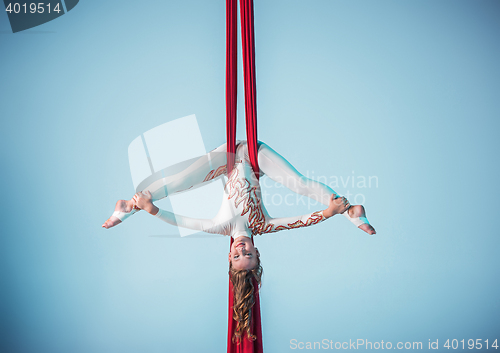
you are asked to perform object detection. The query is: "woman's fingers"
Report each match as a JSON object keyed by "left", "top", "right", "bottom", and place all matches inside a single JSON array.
[
  {"left": 333, "top": 196, "right": 345, "bottom": 206},
  {"left": 331, "top": 195, "right": 351, "bottom": 209},
  {"left": 135, "top": 191, "right": 151, "bottom": 198}
]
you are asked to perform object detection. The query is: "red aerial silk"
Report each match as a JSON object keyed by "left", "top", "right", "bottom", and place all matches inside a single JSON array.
[
  {"left": 227, "top": 237, "right": 264, "bottom": 353},
  {"left": 225, "top": 0, "right": 237, "bottom": 173},
  {"left": 239, "top": 0, "right": 260, "bottom": 179},
  {"left": 226, "top": 0, "right": 260, "bottom": 179},
  {"left": 226, "top": 0, "right": 262, "bottom": 349}
]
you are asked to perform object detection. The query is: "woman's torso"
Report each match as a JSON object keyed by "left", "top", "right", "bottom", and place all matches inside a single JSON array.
[{"left": 212, "top": 141, "right": 273, "bottom": 238}]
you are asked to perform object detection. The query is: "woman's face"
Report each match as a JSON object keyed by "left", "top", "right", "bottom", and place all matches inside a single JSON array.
[{"left": 229, "top": 236, "right": 260, "bottom": 271}]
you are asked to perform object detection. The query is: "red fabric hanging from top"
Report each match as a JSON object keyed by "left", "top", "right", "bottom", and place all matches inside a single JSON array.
[
  {"left": 240, "top": 0, "right": 260, "bottom": 179},
  {"left": 226, "top": 0, "right": 237, "bottom": 174},
  {"left": 226, "top": 0, "right": 260, "bottom": 179}
]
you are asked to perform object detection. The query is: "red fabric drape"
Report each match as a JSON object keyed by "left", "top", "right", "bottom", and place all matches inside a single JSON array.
[
  {"left": 226, "top": 0, "right": 263, "bottom": 351},
  {"left": 226, "top": 0, "right": 237, "bottom": 173},
  {"left": 226, "top": 0, "right": 260, "bottom": 179},
  {"left": 240, "top": 0, "right": 260, "bottom": 179},
  {"left": 227, "top": 238, "right": 263, "bottom": 353}
]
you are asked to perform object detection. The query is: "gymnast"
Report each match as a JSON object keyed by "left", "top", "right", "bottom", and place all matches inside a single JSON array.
[{"left": 102, "top": 140, "right": 375, "bottom": 342}]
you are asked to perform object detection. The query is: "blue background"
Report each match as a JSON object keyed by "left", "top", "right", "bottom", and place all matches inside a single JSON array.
[{"left": 1, "top": 0, "right": 499, "bottom": 352}]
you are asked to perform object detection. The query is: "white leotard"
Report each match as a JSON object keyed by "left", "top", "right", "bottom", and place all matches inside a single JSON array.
[
  {"left": 137, "top": 141, "right": 367, "bottom": 238},
  {"left": 154, "top": 141, "right": 326, "bottom": 238}
]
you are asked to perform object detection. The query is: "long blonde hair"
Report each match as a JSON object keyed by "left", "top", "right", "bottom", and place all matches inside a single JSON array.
[{"left": 229, "top": 256, "right": 263, "bottom": 343}]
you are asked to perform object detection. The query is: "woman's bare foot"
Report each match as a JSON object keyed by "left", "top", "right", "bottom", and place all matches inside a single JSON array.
[
  {"left": 347, "top": 205, "right": 376, "bottom": 235},
  {"left": 102, "top": 199, "right": 137, "bottom": 229}
]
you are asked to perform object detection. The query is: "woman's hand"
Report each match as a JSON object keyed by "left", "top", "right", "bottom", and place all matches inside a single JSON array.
[
  {"left": 132, "top": 191, "right": 157, "bottom": 215},
  {"left": 323, "top": 194, "right": 350, "bottom": 218}
]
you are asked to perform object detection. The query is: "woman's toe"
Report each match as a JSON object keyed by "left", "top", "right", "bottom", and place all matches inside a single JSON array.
[{"left": 359, "top": 223, "right": 376, "bottom": 235}]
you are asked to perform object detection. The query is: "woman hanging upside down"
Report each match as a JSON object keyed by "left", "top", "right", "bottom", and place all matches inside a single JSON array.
[{"left": 102, "top": 140, "right": 375, "bottom": 342}]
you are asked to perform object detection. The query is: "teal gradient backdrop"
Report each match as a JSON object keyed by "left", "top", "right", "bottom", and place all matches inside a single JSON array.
[{"left": 1, "top": 1, "right": 499, "bottom": 352}]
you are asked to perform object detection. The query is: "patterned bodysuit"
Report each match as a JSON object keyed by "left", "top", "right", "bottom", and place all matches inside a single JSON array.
[{"left": 140, "top": 141, "right": 355, "bottom": 238}]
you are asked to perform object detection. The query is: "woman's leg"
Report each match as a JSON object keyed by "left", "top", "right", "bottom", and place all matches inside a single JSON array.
[
  {"left": 257, "top": 142, "right": 375, "bottom": 234},
  {"left": 257, "top": 142, "right": 336, "bottom": 206},
  {"left": 103, "top": 143, "right": 229, "bottom": 229},
  {"left": 141, "top": 142, "right": 229, "bottom": 201}
]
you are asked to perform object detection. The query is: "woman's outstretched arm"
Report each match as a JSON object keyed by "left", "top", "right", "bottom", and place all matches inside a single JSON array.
[
  {"left": 134, "top": 191, "right": 227, "bottom": 235},
  {"left": 262, "top": 194, "right": 350, "bottom": 234}
]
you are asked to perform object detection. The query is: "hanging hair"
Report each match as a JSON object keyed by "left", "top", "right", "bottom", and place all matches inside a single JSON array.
[{"left": 229, "top": 256, "right": 263, "bottom": 343}]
